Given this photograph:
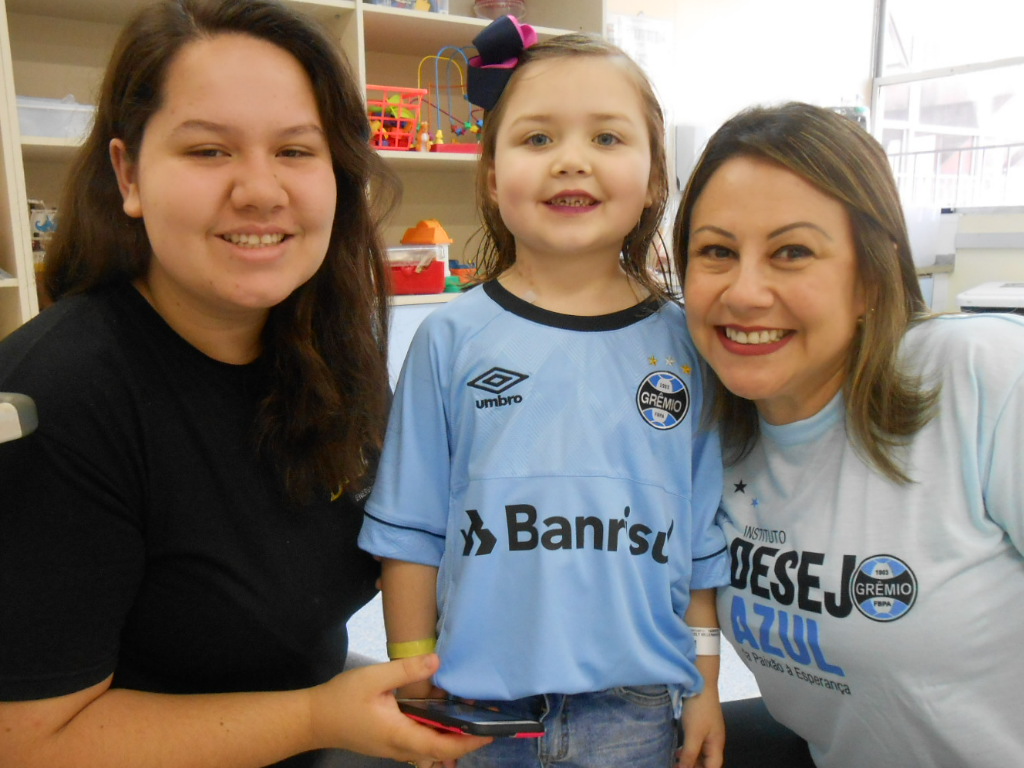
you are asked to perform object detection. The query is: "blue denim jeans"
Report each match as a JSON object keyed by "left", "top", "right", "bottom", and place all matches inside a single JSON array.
[{"left": 457, "top": 686, "right": 676, "bottom": 768}]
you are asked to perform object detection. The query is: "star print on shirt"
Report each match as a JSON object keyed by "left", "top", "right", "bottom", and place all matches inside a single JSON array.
[
  {"left": 682, "top": 365, "right": 691, "bottom": 375},
  {"left": 648, "top": 356, "right": 658, "bottom": 365},
  {"left": 733, "top": 480, "right": 747, "bottom": 493},
  {"left": 752, "top": 498, "right": 760, "bottom": 508},
  {"left": 666, "top": 357, "right": 677, "bottom": 366}
]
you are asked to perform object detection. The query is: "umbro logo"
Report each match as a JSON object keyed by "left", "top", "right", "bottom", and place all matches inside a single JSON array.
[
  {"left": 468, "top": 367, "right": 529, "bottom": 394},
  {"left": 468, "top": 367, "right": 529, "bottom": 409}
]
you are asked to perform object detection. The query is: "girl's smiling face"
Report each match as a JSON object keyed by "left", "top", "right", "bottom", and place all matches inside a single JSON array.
[
  {"left": 684, "top": 156, "right": 866, "bottom": 425},
  {"left": 486, "top": 55, "right": 654, "bottom": 266},
  {"left": 111, "top": 33, "right": 336, "bottom": 351}
]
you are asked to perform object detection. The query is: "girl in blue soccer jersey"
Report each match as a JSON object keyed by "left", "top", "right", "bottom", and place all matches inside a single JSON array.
[{"left": 359, "top": 16, "right": 729, "bottom": 768}]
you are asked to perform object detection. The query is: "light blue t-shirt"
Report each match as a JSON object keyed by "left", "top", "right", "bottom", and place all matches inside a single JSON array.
[
  {"left": 360, "top": 281, "right": 728, "bottom": 700},
  {"left": 717, "top": 313, "right": 1024, "bottom": 767}
]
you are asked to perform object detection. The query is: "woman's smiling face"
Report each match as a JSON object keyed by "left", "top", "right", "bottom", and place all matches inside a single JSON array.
[
  {"left": 684, "top": 155, "right": 866, "bottom": 425},
  {"left": 111, "top": 33, "right": 337, "bottom": 337}
]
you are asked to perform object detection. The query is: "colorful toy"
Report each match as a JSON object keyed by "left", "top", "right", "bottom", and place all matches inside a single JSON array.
[
  {"left": 448, "top": 257, "right": 478, "bottom": 289},
  {"left": 387, "top": 219, "right": 454, "bottom": 295},
  {"left": 401, "top": 219, "right": 454, "bottom": 246},
  {"left": 365, "top": 84, "right": 428, "bottom": 150},
  {"left": 417, "top": 48, "right": 484, "bottom": 152},
  {"left": 363, "top": 47, "right": 484, "bottom": 153},
  {"left": 416, "top": 122, "right": 432, "bottom": 152}
]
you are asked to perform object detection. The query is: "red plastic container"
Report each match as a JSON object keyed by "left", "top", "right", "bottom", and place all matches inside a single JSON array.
[{"left": 389, "top": 260, "right": 445, "bottom": 295}]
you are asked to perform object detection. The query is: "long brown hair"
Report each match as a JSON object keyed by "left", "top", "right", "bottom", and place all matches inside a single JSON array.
[
  {"left": 673, "top": 102, "right": 937, "bottom": 484},
  {"left": 45, "top": 0, "right": 399, "bottom": 502},
  {"left": 472, "top": 34, "right": 670, "bottom": 297}
]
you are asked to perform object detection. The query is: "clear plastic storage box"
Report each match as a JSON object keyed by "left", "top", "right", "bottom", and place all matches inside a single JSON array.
[
  {"left": 17, "top": 95, "right": 95, "bottom": 140},
  {"left": 387, "top": 244, "right": 448, "bottom": 295}
]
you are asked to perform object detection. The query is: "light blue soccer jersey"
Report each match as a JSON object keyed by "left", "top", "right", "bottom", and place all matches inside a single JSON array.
[
  {"left": 360, "top": 281, "right": 728, "bottom": 700},
  {"left": 716, "top": 313, "right": 1024, "bottom": 766}
]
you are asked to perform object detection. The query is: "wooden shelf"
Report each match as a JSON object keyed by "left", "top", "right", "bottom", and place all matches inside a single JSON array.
[
  {"left": 392, "top": 292, "right": 459, "bottom": 306},
  {"left": 21, "top": 136, "right": 81, "bottom": 163},
  {"left": 380, "top": 148, "right": 478, "bottom": 171},
  {"left": 361, "top": 5, "right": 573, "bottom": 58},
  {"left": 362, "top": 5, "right": 487, "bottom": 58}
]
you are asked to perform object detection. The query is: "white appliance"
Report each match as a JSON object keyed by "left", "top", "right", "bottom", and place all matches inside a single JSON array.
[{"left": 956, "top": 281, "right": 1024, "bottom": 314}]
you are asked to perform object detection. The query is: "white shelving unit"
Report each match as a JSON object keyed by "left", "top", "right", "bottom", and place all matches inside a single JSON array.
[{"left": 0, "top": 0, "right": 604, "bottom": 338}]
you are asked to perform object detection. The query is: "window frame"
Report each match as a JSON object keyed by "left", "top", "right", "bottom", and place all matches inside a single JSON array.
[{"left": 870, "top": 0, "right": 1024, "bottom": 210}]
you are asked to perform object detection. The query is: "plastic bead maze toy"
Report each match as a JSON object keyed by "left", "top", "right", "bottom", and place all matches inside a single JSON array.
[{"left": 417, "top": 48, "right": 483, "bottom": 153}]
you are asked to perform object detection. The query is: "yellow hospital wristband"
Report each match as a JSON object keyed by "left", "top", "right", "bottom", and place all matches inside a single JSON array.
[{"left": 387, "top": 638, "right": 437, "bottom": 659}]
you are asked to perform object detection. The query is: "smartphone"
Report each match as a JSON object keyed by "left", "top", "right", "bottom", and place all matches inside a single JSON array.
[{"left": 397, "top": 698, "right": 544, "bottom": 738}]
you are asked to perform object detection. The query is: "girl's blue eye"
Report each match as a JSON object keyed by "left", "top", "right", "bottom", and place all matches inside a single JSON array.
[
  {"left": 595, "top": 133, "right": 619, "bottom": 146},
  {"left": 526, "top": 134, "right": 551, "bottom": 147}
]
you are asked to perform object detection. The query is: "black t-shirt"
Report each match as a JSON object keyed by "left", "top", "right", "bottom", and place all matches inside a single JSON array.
[{"left": 0, "top": 283, "right": 379, "bottom": 767}]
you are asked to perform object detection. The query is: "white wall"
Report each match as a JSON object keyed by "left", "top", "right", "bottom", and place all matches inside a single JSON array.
[
  {"left": 949, "top": 211, "right": 1024, "bottom": 303},
  {"left": 608, "top": 0, "right": 877, "bottom": 188},
  {"left": 666, "top": 0, "right": 875, "bottom": 131}
]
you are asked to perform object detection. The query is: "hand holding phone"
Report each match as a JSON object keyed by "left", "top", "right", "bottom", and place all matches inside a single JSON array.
[{"left": 397, "top": 698, "right": 544, "bottom": 738}]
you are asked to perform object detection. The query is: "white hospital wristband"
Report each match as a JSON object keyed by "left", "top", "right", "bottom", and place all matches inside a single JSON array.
[{"left": 691, "top": 627, "right": 721, "bottom": 656}]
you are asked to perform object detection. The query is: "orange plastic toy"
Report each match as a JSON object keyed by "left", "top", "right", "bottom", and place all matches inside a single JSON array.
[{"left": 401, "top": 219, "right": 453, "bottom": 245}]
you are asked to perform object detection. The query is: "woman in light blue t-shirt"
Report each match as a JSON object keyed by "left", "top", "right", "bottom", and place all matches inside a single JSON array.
[{"left": 673, "top": 102, "right": 1024, "bottom": 768}]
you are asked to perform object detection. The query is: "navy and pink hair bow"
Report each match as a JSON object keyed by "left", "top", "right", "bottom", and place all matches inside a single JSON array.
[{"left": 467, "top": 15, "right": 538, "bottom": 111}]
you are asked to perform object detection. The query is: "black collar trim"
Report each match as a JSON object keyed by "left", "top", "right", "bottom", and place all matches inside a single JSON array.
[{"left": 482, "top": 279, "right": 661, "bottom": 332}]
